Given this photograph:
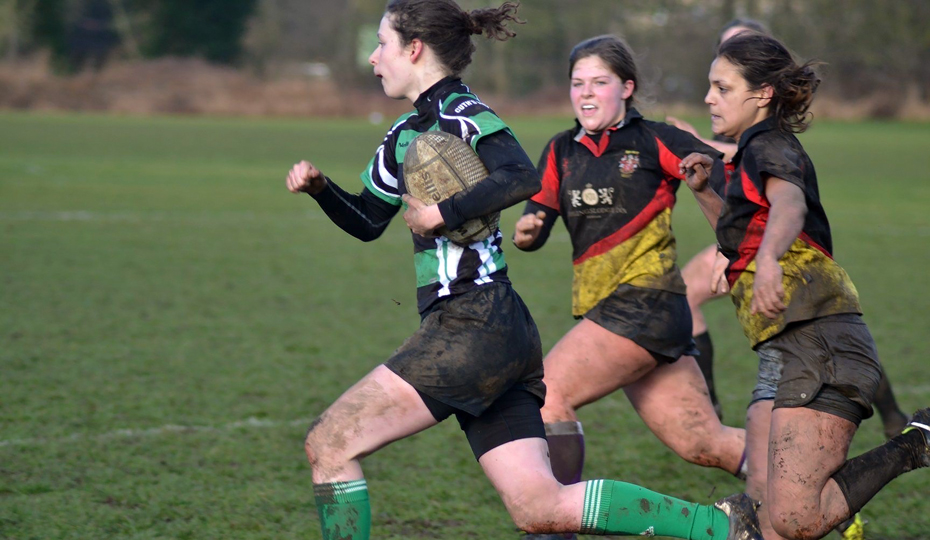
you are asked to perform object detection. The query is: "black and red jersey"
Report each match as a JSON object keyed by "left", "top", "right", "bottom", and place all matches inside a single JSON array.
[
  {"left": 717, "top": 117, "right": 861, "bottom": 347},
  {"left": 529, "top": 108, "right": 723, "bottom": 316}
]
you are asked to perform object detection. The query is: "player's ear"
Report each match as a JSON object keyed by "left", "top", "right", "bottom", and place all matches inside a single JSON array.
[
  {"left": 757, "top": 84, "right": 774, "bottom": 108},
  {"left": 409, "top": 38, "right": 424, "bottom": 63},
  {"left": 621, "top": 79, "right": 635, "bottom": 100}
]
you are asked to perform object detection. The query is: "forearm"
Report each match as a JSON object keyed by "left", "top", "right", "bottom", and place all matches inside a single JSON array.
[
  {"left": 756, "top": 193, "right": 806, "bottom": 265},
  {"left": 692, "top": 187, "right": 724, "bottom": 230},
  {"left": 311, "top": 179, "right": 398, "bottom": 241},
  {"left": 437, "top": 131, "right": 541, "bottom": 230}
]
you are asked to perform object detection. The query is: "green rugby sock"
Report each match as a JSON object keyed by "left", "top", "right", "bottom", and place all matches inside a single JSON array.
[
  {"left": 580, "top": 479, "right": 728, "bottom": 540},
  {"left": 314, "top": 479, "right": 371, "bottom": 540}
]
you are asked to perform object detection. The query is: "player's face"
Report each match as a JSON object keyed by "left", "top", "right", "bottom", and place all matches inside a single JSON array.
[
  {"left": 369, "top": 15, "right": 414, "bottom": 101},
  {"left": 705, "top": 57, "right": 770, "bottom": 141},
  {"left": 570, "top": 55, "right": 635, "bottom": 134}
]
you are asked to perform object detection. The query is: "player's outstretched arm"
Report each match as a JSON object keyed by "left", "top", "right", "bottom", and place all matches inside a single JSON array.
[{"left": 286, "top": 159, "right": 399, "bottom": 242}]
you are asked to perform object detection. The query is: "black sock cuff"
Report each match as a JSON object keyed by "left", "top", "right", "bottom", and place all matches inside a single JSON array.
[
  {"left": 832, "top": 461, "right": 866, "bottom": 514},
  {"left": 693, "top": 331, "right": 714, "bottom": 359}
]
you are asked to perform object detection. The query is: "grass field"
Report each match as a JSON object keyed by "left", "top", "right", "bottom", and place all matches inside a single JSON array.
[{"left": 1, "top": 111, "right": 928, "bottom": 539}]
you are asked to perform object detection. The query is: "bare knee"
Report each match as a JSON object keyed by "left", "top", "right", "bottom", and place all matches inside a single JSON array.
[
  {"left": 768, "top": 500, "right": 825, "bottom": 540},
  {"left": 305, "top": 414, "right": 356, "bottom": 473},
  {"left": 501, "top": 484, "right": 570, "bottom": 534},
  {"left": 670, "top": 436, "right": 717, "bottom": 467},
  {"left": 770, "top": 517, "right": 821, "bottom": 540},
  {"left": 304, "top": 416, "right": 326, "bottom": 468},
  {"left": 508, "top": 501, "right": 560, "bottom": 534}
]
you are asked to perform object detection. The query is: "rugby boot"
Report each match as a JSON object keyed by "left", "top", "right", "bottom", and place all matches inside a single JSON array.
[
  {"left": 836, "top": 513, "right": 867, "bottom": 540},
  {"left": 902, "top": 407, "right": 930, "bottom": 467},
  {"left": 713, "top": 493, "right": 763, "bottom": 540}
]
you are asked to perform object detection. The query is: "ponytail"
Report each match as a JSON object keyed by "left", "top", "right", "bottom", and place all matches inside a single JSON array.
[
  {"left": 771, "top": 62, "right": 821, "bottom": 133},
  {"left": 469, "top": 2, "right": 522, "bottom": 41},
  {"left": 386, "top": 0, "right": 523, "bottom": 76}
]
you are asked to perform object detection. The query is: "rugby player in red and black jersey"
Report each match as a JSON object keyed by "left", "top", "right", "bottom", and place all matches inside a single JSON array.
[
  {"left": 669, "top": 19, "right": 909, "bottom": 443},
  {"left": 680, "top": 32, "right": 930, "bottom": 540},
  {"left": 513, "top": 35, "right": 756, "bottom": 540}
]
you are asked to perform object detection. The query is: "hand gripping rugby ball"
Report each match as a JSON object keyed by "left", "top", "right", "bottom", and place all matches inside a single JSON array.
[{"left": 403, "top": 130, "right": 499, "bottom": 245}]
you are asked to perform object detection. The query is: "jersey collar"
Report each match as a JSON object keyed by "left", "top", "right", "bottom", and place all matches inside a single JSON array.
[
  {"left": 733, "top": 116, "right": 777, "bottom": 164},
  {"left": 573, "top": 107, "right": 643, "bottom": 156},
  {"left": 413, "top": 76, "right": 466, "bottom": 114}
]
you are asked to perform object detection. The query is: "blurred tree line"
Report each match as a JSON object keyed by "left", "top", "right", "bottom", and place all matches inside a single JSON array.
[{"left": 2, "top": 0, "right": 928, "bottom": 112}]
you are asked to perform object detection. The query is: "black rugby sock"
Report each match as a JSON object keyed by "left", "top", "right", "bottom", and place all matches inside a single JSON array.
[
  {"left": 831, "top": 429, "right": 927, "bottom": 514},
  {"left": 693, "top": 332, "right": 720, "bottom": 416},
  {"left": 872, "top": 367, "right": 909, "bottom": 438}
]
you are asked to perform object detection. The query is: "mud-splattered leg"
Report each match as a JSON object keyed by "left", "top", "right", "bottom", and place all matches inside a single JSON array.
[{"left": 306, "top": 365, "right": 438, "bottom": 540}]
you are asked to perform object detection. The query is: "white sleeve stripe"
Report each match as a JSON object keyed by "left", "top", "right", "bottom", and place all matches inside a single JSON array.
[
  {"left": 368, "top": 114, "right": 418, "bottom": 198},
  {"left": 438, "top": 97, "right": 482, "bottom": 145},
  {"left": 376, "top": 145, "right": 398, "bottom": 190}
]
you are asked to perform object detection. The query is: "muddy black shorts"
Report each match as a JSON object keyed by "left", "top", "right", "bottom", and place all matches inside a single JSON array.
[
  {"left": 583, "top": 283, "right": 698, "bottom": 363},
  {"left": 752, "top": 313, "right": 881, "bottom": 425},
  {"left": 386, "top": 281, "right": 546, "bottom": 422},
  {"left": 418, "top": 386, "right": 546, "bottom": 459}
]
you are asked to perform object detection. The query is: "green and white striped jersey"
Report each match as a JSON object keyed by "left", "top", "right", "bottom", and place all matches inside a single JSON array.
[{"left": 361, "top": 77, "right": 513, "bottom": 313}]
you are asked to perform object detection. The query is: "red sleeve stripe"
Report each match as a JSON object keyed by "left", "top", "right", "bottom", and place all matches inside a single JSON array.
[
  {"left": 531, "top": 140, "right": 561, "bottom": 211},
  {"left": 727, "top": 170, "right": 834, "bottom": 284},
  {"left": 655, "top": 137, "right": 685, "bottom": 179},
  {"left": 728, "top": 170, "right": 768, "bottom": 285},
  {"left": 574, "top": 180, "right": 676, "bottom": 265}
]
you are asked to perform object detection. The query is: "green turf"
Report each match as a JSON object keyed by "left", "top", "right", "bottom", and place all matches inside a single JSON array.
[{"left": 1, "top": 112, "right": 928, "bottom": 539}]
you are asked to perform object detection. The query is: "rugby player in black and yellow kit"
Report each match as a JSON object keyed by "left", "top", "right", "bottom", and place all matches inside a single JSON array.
[
  {"left": 513, "top": 35, "right": 751, "bottom": 540},
  {"left": 668, "top": 19, "right": 910, "bottom": 446},
  {"left": 680, "top": 32, "right": 930, "bottom": 540},
  {"left": 286, "top": 3, "right": 763, "bottom": 540}
]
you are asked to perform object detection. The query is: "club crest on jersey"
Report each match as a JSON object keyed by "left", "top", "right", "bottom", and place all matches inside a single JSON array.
[{"left": 619, "top": 151, "right": 640, "bottom": 177}]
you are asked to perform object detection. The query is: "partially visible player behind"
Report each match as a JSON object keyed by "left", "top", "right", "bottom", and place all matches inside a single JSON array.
[
  {"left": 287, "top": 1, "right": 764, "bottom": 539},
  {"left": 679, "top": 32, "right": 930, "bottom": 540}
]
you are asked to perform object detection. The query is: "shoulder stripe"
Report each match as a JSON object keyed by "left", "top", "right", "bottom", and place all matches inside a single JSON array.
[
  {"left": 366, "top": 114, "right": 418, "bottom": 200},
  {"left": 439, "top": 97, "right": 482, "bottom": 144}
]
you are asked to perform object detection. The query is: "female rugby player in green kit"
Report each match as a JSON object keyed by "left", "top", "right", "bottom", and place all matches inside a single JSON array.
[
  {"left": 285, "top": 1, "right": 763, "bottom": 539},
  {"left": 680, "top": 32, "right": 930, "bottom": 540}
]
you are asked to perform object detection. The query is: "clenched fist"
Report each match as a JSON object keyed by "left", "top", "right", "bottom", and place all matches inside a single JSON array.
[
  {"left": 286, "top": 160, "right": 328, "bottom": 195},
  {"left": 513, "top": 210, "right": 547, "bottom": 249}
]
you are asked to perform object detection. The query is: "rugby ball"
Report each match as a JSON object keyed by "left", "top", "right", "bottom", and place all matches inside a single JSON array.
[{"left": 403, "top": 131, "right": 499, "bottom": 245}]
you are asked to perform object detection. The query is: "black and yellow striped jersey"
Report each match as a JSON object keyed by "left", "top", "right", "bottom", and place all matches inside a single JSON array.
[
  {"left": 528, "top": 108, "right": 723, "bottom": 317},
  {"left": 717, "top": 117, "right": 862, "bottom": 347}
]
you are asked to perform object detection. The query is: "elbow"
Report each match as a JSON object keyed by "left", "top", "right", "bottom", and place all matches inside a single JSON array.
[
  {"left": 515, "top": 170, "right": 542, "bottom": 201},
  {"left": 354, "top": 229, "right": 385, "bottom": 242}
]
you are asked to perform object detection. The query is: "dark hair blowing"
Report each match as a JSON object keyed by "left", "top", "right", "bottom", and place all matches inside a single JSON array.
[
  {"left": 568, "top": 35, "right": 638, "bottom": 107},
  {"left": 717, "top": 33, "right": 821, "bottom": 133},
  {"left": 386, "top": 0, "right": 523, "bottom": 76}
]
